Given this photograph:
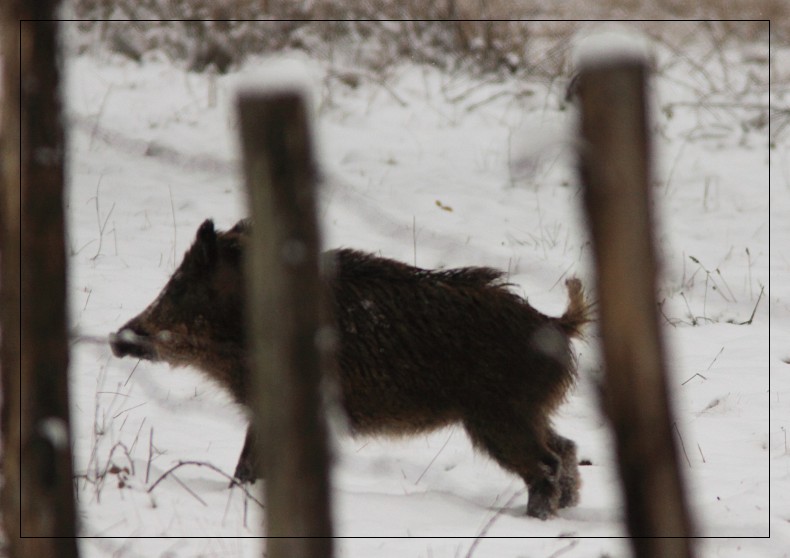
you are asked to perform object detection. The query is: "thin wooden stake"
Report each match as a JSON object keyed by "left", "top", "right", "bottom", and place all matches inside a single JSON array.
[
  {"left": 577, "top": 48, "right": 695, "bottom": 556},
  {"left": 239, "top": 89, "right": 334, "bottom": 557}
]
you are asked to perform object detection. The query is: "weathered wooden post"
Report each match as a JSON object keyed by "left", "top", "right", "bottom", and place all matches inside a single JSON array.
[
  {"left": 1, "top": 5, "right": 81, "bottom": 556},
  {"left": 237, "top": 88, "right": 334, "bottom": 557},
  {"left": 576, "top": 37, "right": 695, "bottom": 556},
  {"left": 0, "top": 2, "right": 22, "bottom": 550}
]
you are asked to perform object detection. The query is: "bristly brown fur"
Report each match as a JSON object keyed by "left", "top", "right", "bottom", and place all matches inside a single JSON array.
[{"left": 110, "top": 219, "right": 591, "bottom": 520}]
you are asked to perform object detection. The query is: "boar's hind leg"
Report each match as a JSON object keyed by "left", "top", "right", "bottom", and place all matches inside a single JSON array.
[
  {"left": 232, "top": 426, "right": 262, "bottom": 484},
  {"left": 547, "top": 429, "right": 580, "bottom": 509},
  {"left": 522, "top": 449, "right": 563, "bottom": 520},
  {"left": 463, "top": 416, "right": 562, "bottom": 520}
]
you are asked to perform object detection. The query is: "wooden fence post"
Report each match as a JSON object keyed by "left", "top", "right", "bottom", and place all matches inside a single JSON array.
[
  {"left": 0, "top": 2, "right": 23, "bottom": 552},
  {"left": 237, "top": 89, "right": 334, "bottom": 558},
  {"left": 2, "top": 6, "right": 81, "bottom": 556},
  {"left": 576, "top": 51, "right": 695, "bottom": 555}
]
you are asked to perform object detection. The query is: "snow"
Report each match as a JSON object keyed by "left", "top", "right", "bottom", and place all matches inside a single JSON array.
[
  {"left": 52, "top": 22, "right": 782, "bottom": 557},
  {"left": 572, "top": 25, "right": 653, "bottom": 69}
]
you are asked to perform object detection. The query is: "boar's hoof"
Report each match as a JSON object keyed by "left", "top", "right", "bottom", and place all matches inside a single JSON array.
[
  {"left": 232, "top": 456, "right": 259, "bottom": 486},
  {"left": 109, "top": 329, "right": 157, "bottom": 360},
  {"left": 231, "top": 427, "right": 262, "bottom": 486},
  {"left": 526, "top": 493, "right": 556, "bottom": 520},
  {"left": 526, "top": 476, "right": 561, "bottom": 520}
]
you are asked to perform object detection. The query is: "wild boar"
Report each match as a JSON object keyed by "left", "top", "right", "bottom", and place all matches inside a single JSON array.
[{"left": 110, "top": 219, "right": 589, "bottom": 519}]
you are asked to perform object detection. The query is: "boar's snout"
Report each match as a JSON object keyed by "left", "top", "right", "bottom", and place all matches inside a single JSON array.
[{"left": 109, "top": 324, "right": 158, "bottom": 360}]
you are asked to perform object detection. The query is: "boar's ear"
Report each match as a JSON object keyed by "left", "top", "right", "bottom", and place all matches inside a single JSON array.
[{"left": 195, "top": 219, "right": 218, "bottom": 265}]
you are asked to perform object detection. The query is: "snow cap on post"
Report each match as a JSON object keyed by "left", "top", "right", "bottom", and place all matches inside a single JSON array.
[
  {"left": 573, "top": 26, "right": 653, "bottom": 71},
  {"left": 235, "top": 55, "right": 319, "bottom": 119}
]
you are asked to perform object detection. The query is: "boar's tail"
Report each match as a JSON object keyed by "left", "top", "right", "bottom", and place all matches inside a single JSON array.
[{"left": 557, "top": 277, "right": 591, "bottom": 338}]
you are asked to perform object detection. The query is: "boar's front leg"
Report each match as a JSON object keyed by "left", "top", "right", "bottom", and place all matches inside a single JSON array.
[{"left": 233, "top": 426, "right": 261, "bottom": 484}]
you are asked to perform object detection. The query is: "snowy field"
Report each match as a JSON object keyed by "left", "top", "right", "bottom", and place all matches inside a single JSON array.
[{"left": 59, "top": 21, "right": 784, "bottom": 557}]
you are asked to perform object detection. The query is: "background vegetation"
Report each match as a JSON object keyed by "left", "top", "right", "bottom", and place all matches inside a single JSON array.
[{"left": 64, "top": 0, "right": 784, "bottom": 77}]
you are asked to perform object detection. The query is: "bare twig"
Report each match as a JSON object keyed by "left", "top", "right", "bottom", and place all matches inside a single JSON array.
[
  {"left": 89, "top": 83, "right": 114, "bottom": 151},
  {"left": 705, "top": 347, "right": 725, "bottom": 371},
  {"left": 657, "top": 299, "right": 682, "bottom": 327},
  {"left": 112, "top": 401, "right": 147, "bottom": 420},
  {"left": 146, "top": 427, "right": 154, "bottom": 484},
  {"left": 689, "top": 256, "right": 734, "bottom": 307},
  {"left": 129, "top": 417, "right": 146, "bottom": 455},
  {"left": 103, "top": 441, "right": 135, "bottom": 477},
  {"left": 147, "top": 460, "right": 265, "bottom": 508},
  {"left": 464, "top": 88, "right": 531, "bottom": 113},
  {"left": 745, "top": 247, "right": 753, "bottom": 300},
  {"left": 548, "top": 540, "right": 580, "bottom": 558},
  {"left": 662, "top": 138, "right": 689, "bottom": 196},
  {"left": 124, "top": 359, "right": 140, "bottom": 388},
  {"left": 673, "top": 422, "right": 691, "bottom": 468},
  {"left": 327, "top": 68, "right": 408, "bottom": 107},
  {"left": 415, "top": 429, "right": 455, "bottom": 485},
  {"left": 171, "top": 473, "right": 208, "bottom": 507},
  {"left": 82, "top": 288, "right": 93, "bottom": 311},
  {"left": 91, "top": 175, "right": 116, "bottom": 261},
  {"left": 681, "top": 373, "right": 707, "bottom": 386},
  {"left": 715, "top": 268, "right": 737, "bottom": 302},
  {"left": 736, "top": 284, "right": 764, "bottom": 325},
  {"left": 679, "top": 292, "right": 698, "bottom": 326},
  {"left": 464, "top": 489, "right": 525, "bottom": 558}
]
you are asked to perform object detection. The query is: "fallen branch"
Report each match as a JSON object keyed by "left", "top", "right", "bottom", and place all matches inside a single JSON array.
[{"left": 147, "top": 460, "right": 265, "bottom": 508}]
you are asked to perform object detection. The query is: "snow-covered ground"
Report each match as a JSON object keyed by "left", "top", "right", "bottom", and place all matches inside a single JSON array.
[{"left": 60, "top": 21, "right": 783, "bottom": 557}]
